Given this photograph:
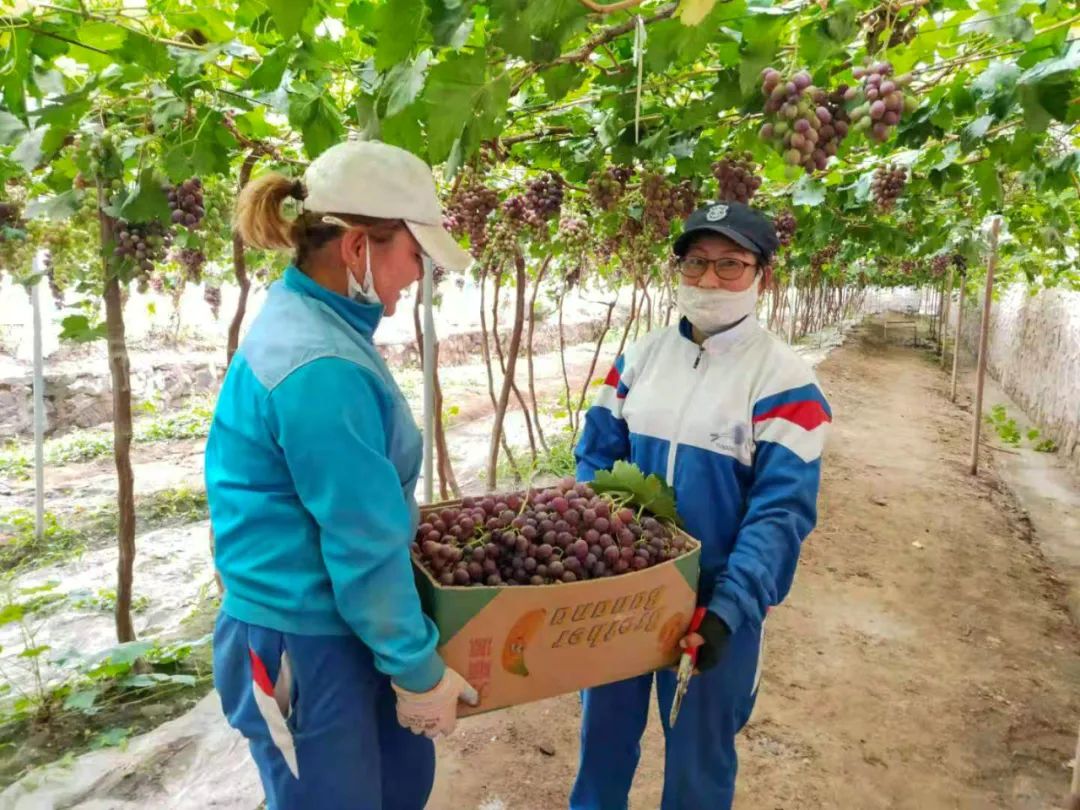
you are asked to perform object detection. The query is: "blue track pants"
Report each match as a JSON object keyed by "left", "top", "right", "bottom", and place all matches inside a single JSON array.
[
  {"left": 570, "top": 619, "right": 763, "bottom": 810},
  {"left": 214, "top": 613, "right": 435, "bottom": 810}
]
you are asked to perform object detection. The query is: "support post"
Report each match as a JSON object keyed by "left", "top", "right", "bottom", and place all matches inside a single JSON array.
[
  {"left": 422, "top": 257, "right": 436, "bottom": 504},
  {"left": 950, "top": 275, "right": 966, "bottom": 403},
  {"left": 31, "top": 252, "right": 46, "bottom": 542},
  {"left": 969, "top": 218, "right": 1001, "bottom": 476}
]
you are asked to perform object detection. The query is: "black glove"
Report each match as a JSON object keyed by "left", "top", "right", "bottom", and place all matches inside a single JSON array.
[{"left": 693, "top": 611, "right": 732, "bottom": 672}]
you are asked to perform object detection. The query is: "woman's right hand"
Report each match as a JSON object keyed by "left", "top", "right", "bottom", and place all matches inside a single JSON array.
[{"left": 392, "top": 668, "right": 479, "bottom": 738}]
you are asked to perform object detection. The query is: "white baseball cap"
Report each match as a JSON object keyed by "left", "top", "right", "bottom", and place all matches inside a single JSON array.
[{"left": 303, "top": 140, "right": 472, "bottom": 272}]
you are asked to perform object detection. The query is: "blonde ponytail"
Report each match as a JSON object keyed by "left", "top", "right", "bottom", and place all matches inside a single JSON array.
[{"left": 234, "top": 172, "right": 306, "bottom": 251}]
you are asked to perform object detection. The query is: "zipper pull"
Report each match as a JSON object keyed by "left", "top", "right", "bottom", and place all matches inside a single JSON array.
[{"left": 693, "top": 346, "right": 704, "bottom": 369}]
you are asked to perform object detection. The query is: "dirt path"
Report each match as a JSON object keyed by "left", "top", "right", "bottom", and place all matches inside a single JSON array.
[{"left": 430, "top": 318, "right": 1080, "bottom": 809}]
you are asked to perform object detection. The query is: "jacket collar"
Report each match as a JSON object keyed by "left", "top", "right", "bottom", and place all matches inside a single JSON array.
[
  {"left": 283, "top": 266, "right": 384, "bottom": 340},
  {"left": 678, "top": 315, "right": 760, "bottom": 354}
]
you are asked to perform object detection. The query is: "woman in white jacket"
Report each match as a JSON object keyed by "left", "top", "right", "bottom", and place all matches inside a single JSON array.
[{"left": 571, "top": 201, "right": 831, "bottom": 810}]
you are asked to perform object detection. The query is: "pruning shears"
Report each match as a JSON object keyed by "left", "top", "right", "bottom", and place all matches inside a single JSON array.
[{"left": 668, "top": 606, "right": 707, "bottom": 727}]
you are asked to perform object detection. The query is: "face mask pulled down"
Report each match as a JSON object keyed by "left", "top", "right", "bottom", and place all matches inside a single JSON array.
[
  {"left": 676, "top": 282, "right": 759, "bottom": 335},
  {"left": 322, "top": 215, "right": 382, "bottom": 306}
]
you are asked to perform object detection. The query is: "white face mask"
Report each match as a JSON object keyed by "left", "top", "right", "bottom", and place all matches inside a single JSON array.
[
  {"left": 322, "top": 215, "right": 382, "bottom": 306},
  {"left": 347, "top": 241, "right": 381, "bottom": 306},
  {"left": 676, "top": 282, "right": 759, "bottom": 335}
]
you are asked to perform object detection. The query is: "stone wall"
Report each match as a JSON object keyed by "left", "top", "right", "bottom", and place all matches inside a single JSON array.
[
  {"left": 955, "top": 284, "right": 1080, "bottom": 476},
  {"left": 1, "top": 319, "right": 610, "bottom": 438}
]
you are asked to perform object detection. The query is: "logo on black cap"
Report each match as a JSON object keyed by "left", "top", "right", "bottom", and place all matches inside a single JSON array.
[{"left": 705, "top": 204, "right": 729, "bottom": 222}]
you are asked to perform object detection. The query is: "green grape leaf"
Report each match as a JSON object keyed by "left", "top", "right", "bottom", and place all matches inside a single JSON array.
[
  {"left": 792, "top": 175, "right": 826, "bottom": 207},
  {"left": 678, "top": 0, "right": 720, "bottom": 26},
  {"left": 60, "top": 315, "right": 107, "bottom": 343},
  {"left": 590, "top": 461, "right": 681, "bottom": 524},
  {"left": 541, "top": 64, "right": 587, "bottom": 102},
  {"left": 245, "top": 45, "right": 291, "bottom": 91},
  {"left": 265, "top": 0, "right": 310, "bottom": 39},
  {"left": 374, "top": 0, "right": 427, "bottom": 71},
  {"left": 384, "top": 51, "right": 431, "bottom": 118}
]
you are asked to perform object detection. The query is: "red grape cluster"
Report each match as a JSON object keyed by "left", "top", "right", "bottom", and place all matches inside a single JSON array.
[
  {"left": 587, "top": 166, "right": 634, "bottom": 211},
  {"left": 168, "top": 178, "right": 205, "bottom": 229},
  {"left": 774, "top": 210, "right": 797, "bottom": 247},
  {"left": 930, "top": 254, "right": 950, "bottom": 277},
  {"left": 445, "top": 178, "right": 499, "bottom": 256},
  {"left": 871, "top": 164, "right": 907, "bottom": 210},
  {"left": 501, "top": 195, "right": 529, "bottom": 227},
  {"left": 412, "top": 479, "right": 690, "bottom": 587},
  {"left": 817, "top": 86, "right": 854, "bottom": 160},
  {"left": 711, "top": 153, "right": 762, "bottom": 203},
  {"left": 899, "top": 258, "right": 917, "bottom": 276},
  {"left": 850, "top": 61, "right": 915, "bottom": 143},
  {"left": 640, "top": 171, "right": 681, "bottom": 236},
  {"left": 523, "top": 173, "right": 565, "bottom": 227},
  {"left": 672, "top": 180, "right": 698, "bottom": 219},
  {"left": 204, "top": 284, "right": 222, "bottom": 318},
  {"left": 759, "top": 68, "right": 838, "bottom": 174},
  {"left": 175, "top": 247, "right": 207, "bottom": 282},
  {"left": 114, "top": 221, "right": 172, "bottom": 275},
  {"left": 810, "top": 243, "right": 839, "bottom": 277}
]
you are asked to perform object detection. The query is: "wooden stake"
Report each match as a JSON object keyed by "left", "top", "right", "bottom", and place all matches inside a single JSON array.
[
  {"left": 969, "top": 218, "right": 1001, "bottom": 476},
  {"left": 98, "top": 179, "right": 136, "bottom": 643},
  {"left": 950, "top": 275, "right": 966, "bottom": 402}
]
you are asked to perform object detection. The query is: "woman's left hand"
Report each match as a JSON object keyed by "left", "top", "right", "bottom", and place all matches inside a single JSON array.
[{"left": 678, "top": 611, "right": 731, "bottom": 673}]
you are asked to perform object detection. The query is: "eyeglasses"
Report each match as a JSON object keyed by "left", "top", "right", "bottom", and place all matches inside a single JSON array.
[{"left": 677, "top": 256, "right": 757, "bottom": 280}]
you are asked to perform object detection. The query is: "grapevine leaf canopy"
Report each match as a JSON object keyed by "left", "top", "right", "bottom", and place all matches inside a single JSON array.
[{"left": 0, "top": 0, "right": 1074, "bottom": 293}]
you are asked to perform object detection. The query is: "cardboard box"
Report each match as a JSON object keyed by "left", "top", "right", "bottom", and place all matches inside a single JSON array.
[{"left": 414, "top": 502, "right": 701, "bottom": 715}]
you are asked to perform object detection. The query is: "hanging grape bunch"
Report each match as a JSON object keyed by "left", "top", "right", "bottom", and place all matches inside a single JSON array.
[
  {"left": 849, "top": 61, "right": 916, "bottom": 143},
  {"left": 485, "top": 217, "right": 519, "bottom": 262},
  {"left": 204, "top": 285, "right": 222, "bottom": 318},
  {"left": 930, "top": 254, "right": 950, "bottom": 277},
  {"left": 871, "top": 164, "right": 907, "bottom": 211},
  {"left": 672, "top": 180, "right": 698, "bottom": 219},
  {"left": 899, "top": 258, "right": 917, "bottom": 276},
  {"left": 758, "top": 69, "right": 840, "bottom": 174},
  {"left": 445, "top": 175, "right": 499, "bottom": 257},
  {"left": 560, "top": 217, "right": 591, "bottom": 282},
  {"left": 810, "top": 243, "right": 839, "bottom": 278},
  {"left": 174, "top": 247, "right": 207, "bottom": 283},
  {"left": 411, "top": 478, "right": 690, "bottom": 587},
  {"left": 587, "top": 165, "right": 634, "bottom": 211},
  {"left": 774, "top": 210, "right": 797, "bottom": 247},
  {"left": 41, "top": 250, "right": 63, "bottom": 305},
  {"left": 523, "top": 172, "right": 565, "bottom": 232},
  {"left": 113, "top": 220, "right": 172, "bottom": 276},
  {"left": 168, "top": 178, "right": 206, "bottom": 229},
  {"left": 818, "top": 85, "right": 854, "bottom": 160},
  {"left": 711, "top": 153, "right": 762, "bottom": 203},
  {"left": 640, "top": 171, "right": 679, "bottom": 236}
]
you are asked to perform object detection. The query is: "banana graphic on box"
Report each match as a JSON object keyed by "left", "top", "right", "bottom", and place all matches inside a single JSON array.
[{"left": 501, "top": 609, "right": 546, "bottom": 676}]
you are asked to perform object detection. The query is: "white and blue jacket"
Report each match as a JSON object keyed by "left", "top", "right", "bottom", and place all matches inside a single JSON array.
[
  {"left": 205, "top": 267, "right": 444, "bottom": 693},
  {"left": 576, "top": 316, "right": 831, "bottom": 634}
]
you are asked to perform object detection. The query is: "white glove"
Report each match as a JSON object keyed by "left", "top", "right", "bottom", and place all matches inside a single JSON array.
[{"left": 392, "top": 667, "right": 479, "bottom": 738}]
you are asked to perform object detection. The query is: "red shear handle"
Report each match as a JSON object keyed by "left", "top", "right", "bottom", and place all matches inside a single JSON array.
[{"left": 685, "top": 606, "right": 708, "bottom": 667}]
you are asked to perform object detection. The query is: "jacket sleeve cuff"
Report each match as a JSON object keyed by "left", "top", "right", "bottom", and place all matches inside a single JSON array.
[
  {"left": 391, "top": 651, "right": 446, "bottom": 694},
  {"left": 707, "top": 591, "right": 746, "bottom": 636}
]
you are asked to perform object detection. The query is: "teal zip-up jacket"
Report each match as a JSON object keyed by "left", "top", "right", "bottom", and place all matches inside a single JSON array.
[{"left": 205, "top": 266, "right": 444, "bottom": 693}]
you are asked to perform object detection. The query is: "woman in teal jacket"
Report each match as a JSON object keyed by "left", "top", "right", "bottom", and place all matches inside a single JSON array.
[{"left": 206, "top": 140, "right": 476, "bottom": 810}]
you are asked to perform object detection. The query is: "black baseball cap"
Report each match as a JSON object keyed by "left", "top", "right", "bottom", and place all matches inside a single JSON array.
[{"left": 673, "top": 201, "right": 779, "bottom": 264}]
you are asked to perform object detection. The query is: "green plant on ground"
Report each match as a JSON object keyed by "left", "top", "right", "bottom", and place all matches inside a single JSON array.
[
  {"left": 0, "top": 443, "right": 31, "bottom": 483},
  {"left": 0, "top": 487, "right": 207, "bottom": 573},
  {"left": 70, "top": 588, "right": 151, "bottom": 615},
  {"left": 494, "top": 427, "right": 577, "bottom": 488},
  {"left": 0, "top": 626, "right": 214, "bottom": 786},
  {"left": 1, "top": 400, "right": 215, "bottom": 474},
  {"left": 986, "top": 406, "right": 1059, "bottom": 452},
  {"left": 0, "top": 512, "right": 87, "bottom": 573},
  {"left": 986, "top": 405, "right": 1022, "bottom": 447}
]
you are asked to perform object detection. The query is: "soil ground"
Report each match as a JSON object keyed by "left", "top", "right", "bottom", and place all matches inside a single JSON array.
[{"left": 429, "top": 316, "right": 1080, "bottom": 810}]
